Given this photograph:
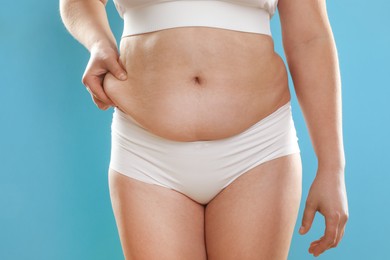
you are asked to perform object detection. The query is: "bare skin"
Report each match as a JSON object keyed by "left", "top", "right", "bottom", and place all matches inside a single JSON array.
[
  {"left": 108, "top": 168, "right": 208, "bottom": 260},
  {"left": 109, "top": 153, "right": 301, "bottom": 260},
  {"left": 103, "top": 27, "right": 290, "bottom": 141},
  {"left": 59, "top": 0, "right": 349, "bottom": 258}
]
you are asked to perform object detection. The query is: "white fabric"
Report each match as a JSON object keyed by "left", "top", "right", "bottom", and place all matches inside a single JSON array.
[
  {"left": 109, "top": 101, "right": 300, "bottom": 205},
  {"left": 113, "top": 0, "right": 279, "bottom": 37}
]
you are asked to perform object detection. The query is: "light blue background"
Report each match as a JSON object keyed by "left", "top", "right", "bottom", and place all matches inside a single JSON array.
[{"left": 1, "top": 1, "right": 389, "bottom": 259}]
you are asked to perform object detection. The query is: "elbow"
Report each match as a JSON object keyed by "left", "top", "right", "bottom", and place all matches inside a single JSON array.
[
  {"left": 60, "top": 0, "right": 106, "bottom": 12},
  {"left": 285, "top": 32, "right": 332, "bottom": 51},
  {"left": 59, "top": 0, "right": 68, "bottom": 24},
  {"left": 59, "top": 0, "right": 73, "bottom": 9},
  {"left": 59, "top": 0, "right": 74, "bottom": 26},
  {"left": 59, "top": 0, "right": 73, "bottom": 18}
]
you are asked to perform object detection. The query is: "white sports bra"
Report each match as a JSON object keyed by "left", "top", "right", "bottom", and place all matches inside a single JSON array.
[{"left": 113, "top": 0, "right": 279, "bottom": 37}]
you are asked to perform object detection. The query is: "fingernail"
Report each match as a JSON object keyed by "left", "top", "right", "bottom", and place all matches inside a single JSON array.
[
  {"left": 299, "top": 226, "right": 304, "bottom": 234},
  {"left": 119, "top": 73, "right": 127, "bottom": 80}
]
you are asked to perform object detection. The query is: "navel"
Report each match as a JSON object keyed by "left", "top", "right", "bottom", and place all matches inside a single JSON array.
[{"left": 192, "top": 75, "right": 205, "bottom": 86}]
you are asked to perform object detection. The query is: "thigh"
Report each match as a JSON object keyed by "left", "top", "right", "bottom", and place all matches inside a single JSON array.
[
  {"left": 205, "top": 153, "right": 302, "bottom": 260},
  {"left": 108, "top": 169, "right": 207, "bottom": 260}
]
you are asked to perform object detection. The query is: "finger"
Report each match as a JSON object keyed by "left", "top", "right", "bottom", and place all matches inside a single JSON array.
[
  {"left": 92, "top": 95, "right": 110, "bottom": 110},
  {"left": 333, "top": 227, "right": 345, "bottom": 248},
  {"left": 312, "top": 212, "right": 340, "bottom": 256},
  {"left": 332, "top": 214, "right": 348, "bottom": 248},
  {"left": 308, "top": 236, "right": 322, "bottom": 252},
  {"left": 106, "top": 56, "right": 127, "bottom": 80},
  {"left": 310, "top": 238, "right": 322, "bottom": 246},
  {"left": 299, "top": 201, "right": 317, "bottom": 235},
  {"left": 83, "top": 75, "right": 114, "bottom": 106},
  {"left": 86, "top": 88, "right": 110, "bottom": 110},
  {"left": 329, "top": 220, "right": 342, "bottom": 249}
]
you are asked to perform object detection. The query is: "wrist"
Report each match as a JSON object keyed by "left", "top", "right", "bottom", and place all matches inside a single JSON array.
[
  {"left": 89, "top": 38, "right": 117, "bottom": 53},
  {"left": 317, "top": 156, "right": 345, "bottom": 175},
  {"left": 315, "top": 144, "right": 345, "bottom": 172}
]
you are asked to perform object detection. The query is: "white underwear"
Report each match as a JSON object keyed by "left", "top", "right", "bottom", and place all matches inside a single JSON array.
[{"left": 109, "top": 101, "right": 300, "bottom": 205}]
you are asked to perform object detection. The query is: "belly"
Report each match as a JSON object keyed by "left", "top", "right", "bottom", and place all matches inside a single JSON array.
[{"left": 104, "top": 27, "right": 290, "bottom": 141}]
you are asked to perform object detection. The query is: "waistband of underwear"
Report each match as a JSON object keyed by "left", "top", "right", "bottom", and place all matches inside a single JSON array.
[
  {"left": 112, "top": 101, "right": 293, "bottom": 146},
  {"left": 120, "top": 0, "right": 271, "bottom": 37}
]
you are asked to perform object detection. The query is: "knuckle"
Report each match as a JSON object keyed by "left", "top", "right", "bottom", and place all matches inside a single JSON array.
[
  {"left": 324, "top": 237, "right": 337, "bottom": 245},
  {"left": 93, "top": 94, "right": 103, "bottom": 102},
  {"left": 101, "top": 53, "right": 113, "bottom": 63},
  {"left": 82, "top": 68, "right": 93, "bottom": 84},
  {"left": 331, "top": 241, "right": 340, "bottom": 248},
  {"left": 101, "top": 56, "right": 110, "bottom": 63},
  {"left": 99, "top": 51, "right": 109, "bottom": 60},
  {"left": 81, "top": 75, "right": 88, "bottom": 86},
  {"left": 88, "top": 90, "right": 96, "bottom": 98},
  {"left": 96, "top": 101, "right": 105, "bottom": 109},
  {"left": 328, "top": 212, "right": 341, "bottom": 221},
  {"left": 92, "top": 96, "right": 102, "bottom": 104}
]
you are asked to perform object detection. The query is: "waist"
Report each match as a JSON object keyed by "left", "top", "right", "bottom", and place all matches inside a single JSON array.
[
  {"left": 104, "top": 26, "right": 289, "bottom": 141},
  {"left": 120, "top": 0, "right": 272, "bottom": 37},
  {"left": 103, "top": 55, "right": 290, "bottom": 141}
]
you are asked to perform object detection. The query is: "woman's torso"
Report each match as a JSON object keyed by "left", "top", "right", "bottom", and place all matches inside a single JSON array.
[{"left": 104, "top": 26, "right": 290, "bottom": 142}]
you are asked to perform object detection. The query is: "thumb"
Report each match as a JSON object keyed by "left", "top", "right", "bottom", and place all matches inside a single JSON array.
[
  {"left": 299, "top": 202, "right": 317, "bottom": 235},
  {"left": 107, "top": 57, "right": 127, "bottom": 81}
]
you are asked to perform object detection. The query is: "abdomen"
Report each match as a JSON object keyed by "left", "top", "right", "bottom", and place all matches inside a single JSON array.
[{"left": 104, "top": 27, "right": 290, "bottom": 141}]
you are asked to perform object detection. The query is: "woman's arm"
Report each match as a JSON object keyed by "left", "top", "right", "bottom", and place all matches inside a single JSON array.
[
  {"left": 279, "top": 0, "right": 344, "bottom": 170},
  {"left": 60, "top": 0, "right": 115, "bottom": 51},
  {"left": 59, "top": 0, "right": 127, "bottom": 109},
  {"left": 278, "top": 0, "right": 349, "bottom": 257}
]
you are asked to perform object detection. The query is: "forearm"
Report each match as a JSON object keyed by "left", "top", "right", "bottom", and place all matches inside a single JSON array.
[
  {"left": 285, "top": 35, "right": 345, "bottom": 173},
  {"left": 59, "top": 0, "right": 117, "bottom": 52}
]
